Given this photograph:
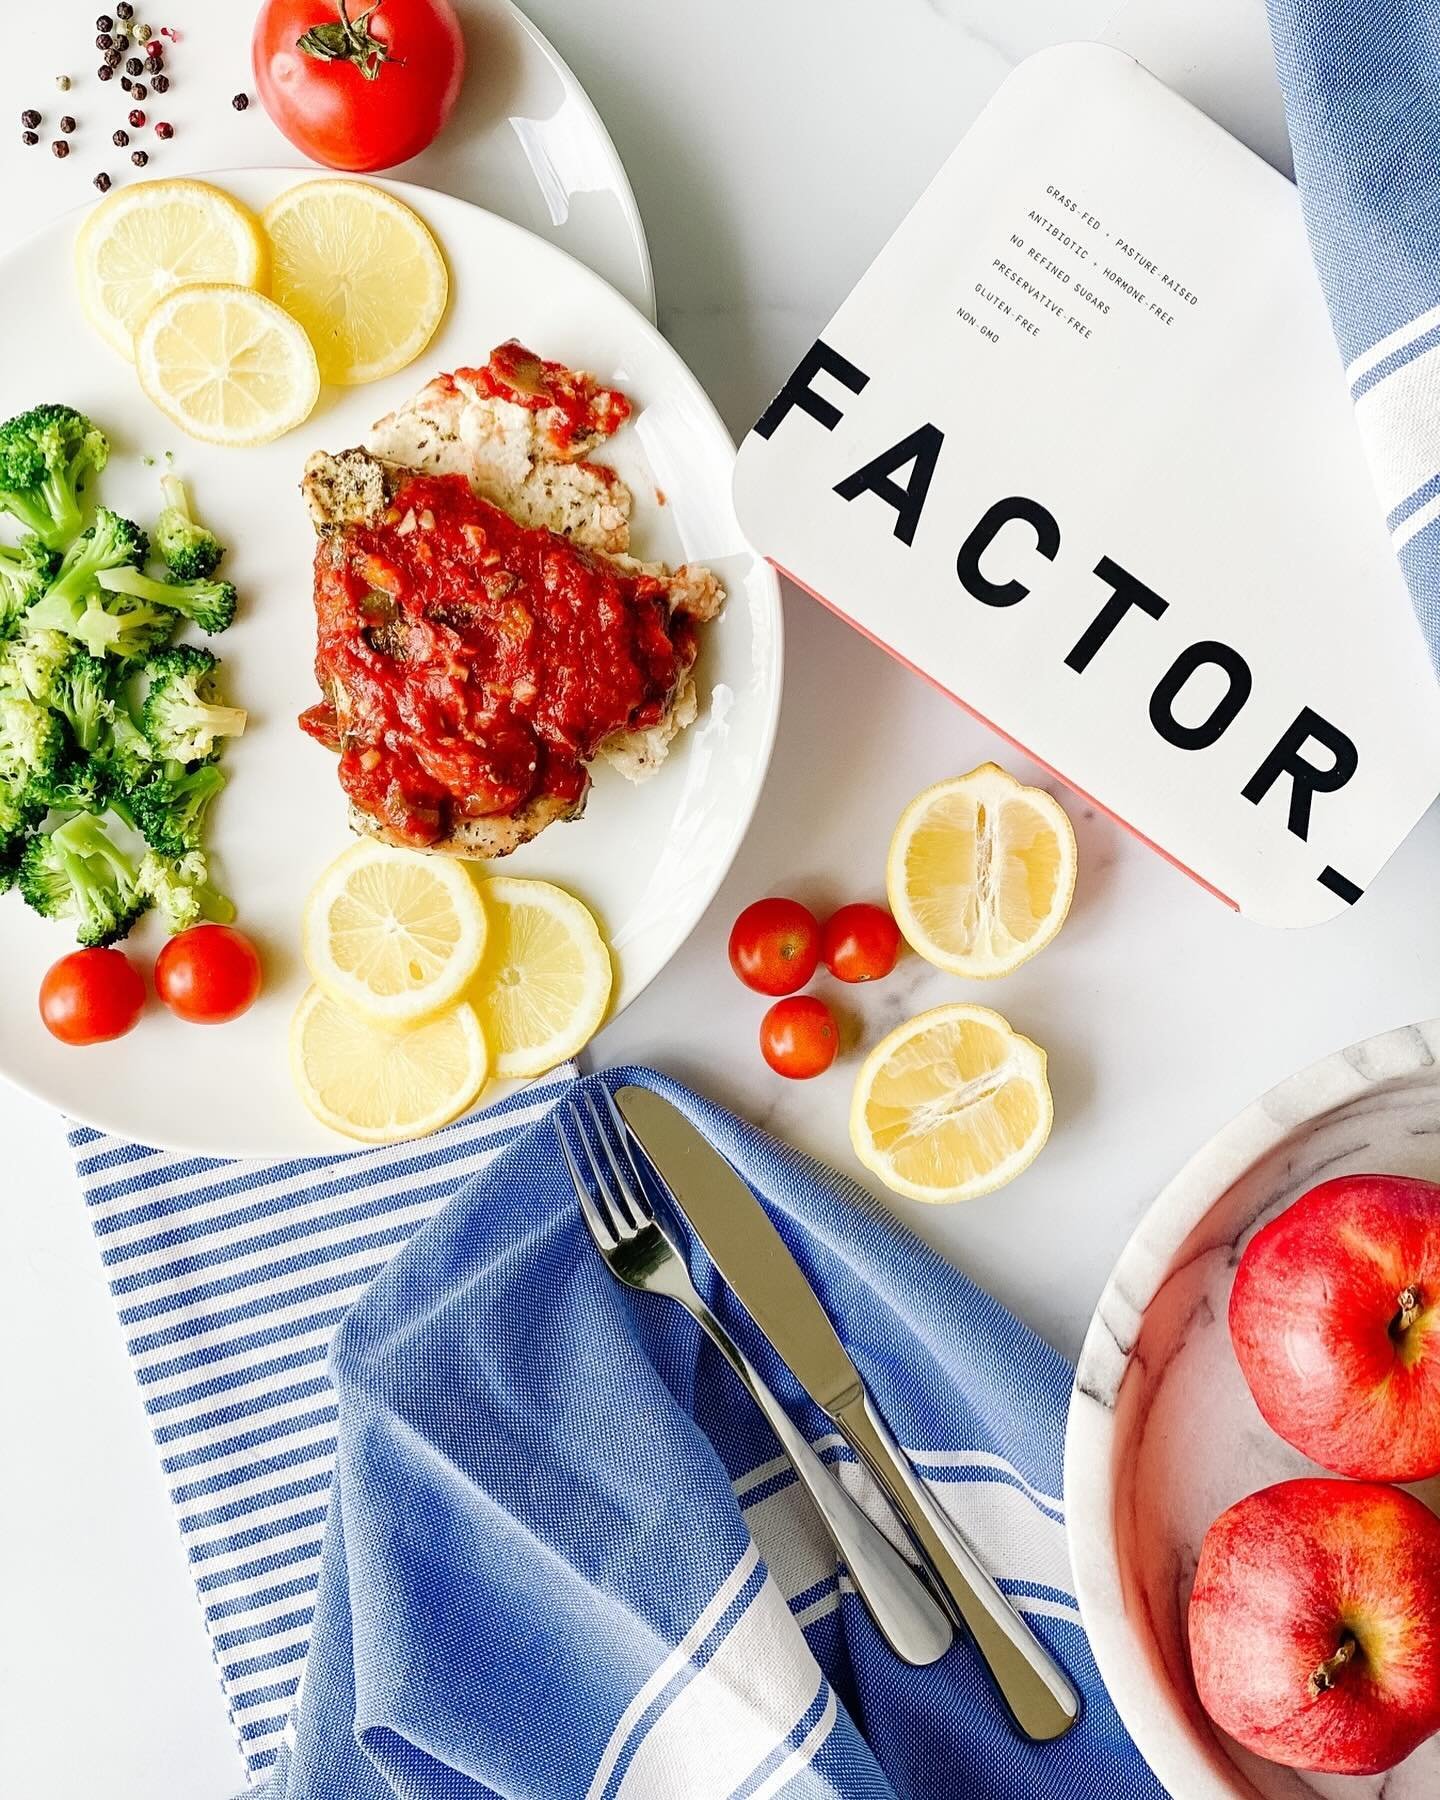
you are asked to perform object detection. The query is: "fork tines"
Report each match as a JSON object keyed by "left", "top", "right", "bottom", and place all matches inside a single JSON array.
[{"left": 558, "top": 1088, "right": 656, "bottom": 1246}]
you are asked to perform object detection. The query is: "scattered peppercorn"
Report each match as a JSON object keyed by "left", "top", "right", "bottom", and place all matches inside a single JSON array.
[
  {"left": 55, "top": 74, "right": 71, "bottom": 92},
  {"left": 113, "top": 129, "right": 129, "bottom": 147},
  {"left": 145, "top": 39, "right": 163, "bottom": 61},
  {"left": 125, "top": 55, "right": 142, "bottom": 74},
  {"left": 96, "top": 33, "right": 113, "bottom": 50},
  {"left": 113, "top": 34, "right": 129, "bottom": 52},
  {"left": 94, "top": 171, "right": 111, "bottom": 191},
  {"left": 146, "top": 75, "right": 164, "bottom": 95},
  {"left": 132, "top": 81, "right": 148, "bottom": 99},
  {"left": 60, "top": 117, "right": 76, "bottom": 136},
  {"left": 155, "top": 121, "right": 173, "bottom": 140},
  {"left": 52, "top": 139, "right": 70, "bottom": 159},
  {"left": 131, "top": 148, "right": 147, "bottom": 166},
  {"left": 20, "top": 108, "right": 41, "bottom": 129},
  {"left": 120, "top": 76, "right": 132, "bottom": 91},
  {"left": 136, "top": 21, "right": 151, "bottom": 41},
  {"left": 116, "top": 1, "right": 133, "bottom": 18},
  {"left": 96, "top": 13, "right": 114, "bottom": 29},
  {"left": 104, "top": 48, "right": 122, "bottom": 67},
  {"left": 21, "top": 130, "right": 38, "bottom": 147},
  {"left": 129, "top": 108, "right": 145, "bottom": 126},
  {"left": 97, "top": 64, "right": 114, "bottom": 80},
  {"left": 232, "top": 92, "right": 250, "bottom": 112}
]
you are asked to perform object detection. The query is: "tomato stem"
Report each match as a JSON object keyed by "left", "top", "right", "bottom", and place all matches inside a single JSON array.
[
  {"left": 297, "top": 0, "right": 396, "bottom": 82},
  {"left": 1307, "top": 1633, "right": 1358, "bottom": 1699}
]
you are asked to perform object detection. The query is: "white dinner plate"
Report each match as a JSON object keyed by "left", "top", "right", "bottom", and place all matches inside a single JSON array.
[{"left": 0, "top": 171, "right": 782, "bottom": 1155}]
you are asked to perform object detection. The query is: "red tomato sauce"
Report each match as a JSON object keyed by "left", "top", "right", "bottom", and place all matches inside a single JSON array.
[
  {"left": 299, "top": 472, "right": 695, "bottom": 847},
  {"left": 465, "top": 340, "right": 631, "bottom": 452}
]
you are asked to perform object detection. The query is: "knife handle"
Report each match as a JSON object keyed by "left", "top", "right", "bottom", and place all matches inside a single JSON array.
[
  {"left": 831, "top": 1390, "right": 1080, "bottom": 1740},
  {"left": 689, "top": 1312, "right": 954, "bottom": 1666}
]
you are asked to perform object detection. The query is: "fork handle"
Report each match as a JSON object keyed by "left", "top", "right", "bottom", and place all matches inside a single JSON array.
[
  {"left": 831, "top": 1390, "right": 1080, "bottom": 1739},
  {"left": 690, "top": 1311, "right": 953, "bottom": 1666}
]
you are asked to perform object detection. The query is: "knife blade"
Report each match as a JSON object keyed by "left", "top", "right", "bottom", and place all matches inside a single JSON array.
[{"left": 614, "top": 1083, "right": 1081, "bottom": 1742}]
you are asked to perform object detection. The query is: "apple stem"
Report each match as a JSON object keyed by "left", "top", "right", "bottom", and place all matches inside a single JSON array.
[
  {"left": 1307, "top": 1633, "right": 1359, "bottom": 1699},
  {"left": 1393, "top": 1285, "right": 1423, "bottom": 1337}
]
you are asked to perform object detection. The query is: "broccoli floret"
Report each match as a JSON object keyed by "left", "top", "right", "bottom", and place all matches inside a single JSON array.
[
  {"left": 0, "top": 688, "right": 64, "bottom": 806},
  {"left": 139, "top": 846, "right": 234, "bottom": 934},
  {"left": 0, "top": 405, "right": 109, "bottom": 550},
  {"left": 29, "top": 586, "right": 175, "bottom": 663},
  {"left": 0, "top": 627, "right": 71, "bottom": 702},
  {"left": 129, "top": 759, "right": 226, "bottom": 857},
  {"left": 140, "top": 645, "right": 247, "bottom": 764},
  {"left": 0, "top": 537, "right": 58, "bottom": 638},
  {"left": 99, "top": 702, "right": 155, "bottom": 796},
  {"left": 32, "top": 751, "right": 109, "bottom": 816},
  {"left": 96, "top": 564, "right": 237, "bottom": 636},
  {"left": 49, "top": 648, "right": 114, "bottom": 753},
  {"left": 0, "top": 783, "right": 40, "bottom": 893},
  {"left": 43, "top": 509, "right": 148, "bottom": 611},
  {"left": 154, "top": 476, "right": 225, "bottom": 583},
  {"left": 17, "top": 811, "right": 147, "bottom": 946}
]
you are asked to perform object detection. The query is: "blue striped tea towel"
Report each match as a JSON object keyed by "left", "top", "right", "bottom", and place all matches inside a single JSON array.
[
  {"left": 256, "top": 1068, "right": 1163, "bottom": 1800},
  {"left": 66, "top": 1067, "right": 576, "bottom": 1783},
  {"left": 1268, "top": 0, "right": 1440, "bottom": 670}
]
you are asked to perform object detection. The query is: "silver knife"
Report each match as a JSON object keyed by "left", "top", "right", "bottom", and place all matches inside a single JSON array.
[{"left": 615, "top": 1085, "right": 1081, "bottom": 1742}]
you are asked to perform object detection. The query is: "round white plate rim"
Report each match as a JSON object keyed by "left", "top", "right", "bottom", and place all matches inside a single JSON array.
[
  {"left": 1063, "top": 1017, "right": 1440, "bottom": 1799},
  {"left": 0, "top": 171, "right": 781, "bottom": 1156}
]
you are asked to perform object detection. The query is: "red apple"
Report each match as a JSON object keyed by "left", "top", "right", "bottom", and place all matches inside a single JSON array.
[
  {"left": 1189, "top": 1479, "right": 1440, "bottom": 1774},
  {"left": 1229, "top": 1174, "right": 1440, "bottom": 1481}
]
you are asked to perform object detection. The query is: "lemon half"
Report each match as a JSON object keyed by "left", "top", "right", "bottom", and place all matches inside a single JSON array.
[
  {"left": 303, "top": 839, "right": 489, "bottom": 1027},
  {"left": 291, "top": 987, "right": 489, "bottom": 1144},
  {"left": 850, "top": 1003, "right": 1052, "bottom": 1203},
  {"left": 262, "top": 179, "right": 449, "bottom": 386},
  {"left": 76, "top": 179, "right": 266, "bottom": 361},
  {"left": 473, "top": 877, "right": 613, "bottom": 1079},
  {"left": 886, "top": 764, "right": 1077, "bottom": 979}
]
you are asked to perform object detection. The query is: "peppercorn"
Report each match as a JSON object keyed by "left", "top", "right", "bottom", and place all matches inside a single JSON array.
[
  {"left": 104, "top": 48, "right": 122, "bottom": 67},
  {"left": 125, "top": 56, "right": 142, "bottom": 74},
  {"left": 97, "top": 64, "right": 114, "bottom": 80},
  {"left": 55, "top": 75, "right": 71, "bottom": 92},
  {"left": 145, "top": 39, "right": 163, "bottom": 61},
  {"left": 96, "top": 33, "right": 113, "bottom": 49},
  {"left": 136, "top": 21, "right": 151, "bottom": 41},
  {"left": 129, "top": 109, "right": 145, "bottom": 127},
  {"left": 96, "top": 13, "right": 114, "bottom": 28},
  {"left": 116, "top": 1, "right": 133, "bottom": 17},
  {"left": 94, "top": 172, "right": 111, "bottom": 192},
  {"left": 146, "top": 75, "right": 164, "bottom": 94},
  {"left": 20, "top": 109, "right": 41, "bottom": 129},
  {"left": 112, "top": 33, "right": 129, "bottom": 50},
  {"left": 53, "top": 139, "right": 70, "bottom": 159},
  {"left": 60, "top": 117, "right": 75, "bottom": 136},
  {"left": 155, "top": 121, "right": 173, "bottom": 140},
  {"left": 232, "top": 93, "right": 250, "bottom": 112},
  {"left": 131, "top": 149, "right": 147, "bottom": 166},
  {"left": 21, "top": 130, "right": 38, "bottom": 147},
  {"left": 121, "top": 77, "right": 132, "bottom": 92},
  {"left": 113, "top": 129, "right": 129, "bottom": 147},
  {"left": 132, "top": 82, "right": 148, "bottom": 99}
]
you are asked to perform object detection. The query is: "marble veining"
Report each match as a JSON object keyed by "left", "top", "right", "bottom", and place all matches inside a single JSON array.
[{"left": 1066, "top": 1021, "right": 1440, "bottom": 1800}]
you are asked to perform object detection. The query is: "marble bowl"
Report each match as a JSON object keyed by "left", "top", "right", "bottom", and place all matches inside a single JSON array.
[{"left": 1065, "top": 1020, "right": 1440, "bottom": 1800}]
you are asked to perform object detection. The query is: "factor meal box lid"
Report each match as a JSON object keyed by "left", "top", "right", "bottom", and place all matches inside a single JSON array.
[{"left": 733, "top": 42, "right": 1440, "bottom": 928}]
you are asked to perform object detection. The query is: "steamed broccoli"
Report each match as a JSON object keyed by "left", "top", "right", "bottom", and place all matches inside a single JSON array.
[
  {"left": 48, "top": 649, "right": 114, "bottom": 754},
  {"left": 0, "top": 784, "right": 40, "bottom": 893},
  {"left": 0, "top": 689, "right": 64, "bottom": 807},
  {"left": 29, "top": 585, "right": 175, "bottom": 663},
  {"left": 43, "top": 509, "right": 148, "bottom": 611},
  {"left": 154, "top": 476, "right": 225, "bottom": 583},
  {"left": 129, "top": 760, "right": 226, "bottom": 857},
  {"left": 0, "top": 627, "right": 71, "bottom": 703},
  {"left": 139, "top": 846, "right": 234, "bottom": 934},
  {"left": 0, "top": 536, "right": 58, "bottom": 638},
  {"left": 17, "top": 811, "right": 148, "bottom": 946},
  {"left": 0, "top": 405, "right": 109, "bottom": 550},
  {"left": 96, "top": 564, "right": 237, "bottom": 636},
  {"left": 32, "top": 752, "right": 109, "bottom": 816},
  {"left": 100, "top": 702, "right": 154, "bottom": 794},
  {"left": 140, "top": 645, "right": 247, "bottom": 764}
]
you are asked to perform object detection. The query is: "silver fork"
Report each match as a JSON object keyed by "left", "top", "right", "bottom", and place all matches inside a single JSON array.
[{"left": 558, "top": 1088, "right": 954, "bottom": 1667}]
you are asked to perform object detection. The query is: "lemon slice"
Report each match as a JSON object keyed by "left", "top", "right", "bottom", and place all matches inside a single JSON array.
[
  {"left": 262, "top": 179, "right": 449, "bottom": 386},
  {"left": 291, "top": 987, "right": 489, "bottom": 1144},
  {"left": 473, "top": 878, "right": 613, "bottom": 1079},
  {"left": 135, "top": 283, "right": 320, "bottom": 448},
  {"left": 850, "top": 1004, "right": 1052, "bottom": 1204},
  {"left": 303, "top": 839, "right": 488, "bottom": 1026},
  {"left": 886, "top": 764, "right": 1077, "bottom": 979},
  {"left": 76, "top": 179, "right": 267, "bottom": 362}
]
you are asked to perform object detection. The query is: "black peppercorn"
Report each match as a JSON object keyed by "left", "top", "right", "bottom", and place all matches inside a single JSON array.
[
  {"left": 59, "top": 116, "right": 76, "bottom": 135},
  {"left": 116, "top": 1, "right": 133, "bottom": 18},
  {"left": 112, "top": 34, "right": 128, "bottom": 52},
  {"left": 94, "top": 171, "right": 111, "bottom": 191},
  {"left": 21, "top": 130, "right": 38, "bottom": 147},
  {"left": 131, "top": 82, "right": 147, "bottom": 99},
  {"left": 97, "top": 64, "right": 114, "bottom": 80},
  {"left": 113, "top": 129, "right": 129, "bottom": 147},
  {"left": 131, "top": 149, "right": 147, "bottom": 167},
  {"left": 52, "top": 139, "right": 70, "bottom": 159},
  {"left": 121, "top": 77, "right": 132, "bottom": 92},
  {"left": 125, "top": 56, "right": 142, "bottom": 74},
  {"left": 146, "top": 75, "right": 165, "bottom": 94},
  {"left": 232, "top": 93, "right": 250, "bottom": 112},
  {"left": 20, "top": 109, "right": 41, "bottom": 129},
  {"left": 96, "top": 13, "right": 114, "bottom": 29},
  {"left": 96, "top": 33, "right": 113, "bottom": 50}
]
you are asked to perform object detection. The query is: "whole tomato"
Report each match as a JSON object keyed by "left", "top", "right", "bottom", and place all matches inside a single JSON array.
[
  {"left": 821, "top": 903, "right": 902, "bottom": 983},
  {"left": 155, "top": 926, "right": 263, "bottom": 1025},
  {"left": 39, "top": 948, "right": 146, "bottom": 1046},
  {"left": 728, "top": 898, "right": 820, "bottom": 996},
  {"left": 760, "top": 996, "right": 839, "bottom": 1080},
  {"left": 253, "top": 0, "right": 467, "bottom": 172}
]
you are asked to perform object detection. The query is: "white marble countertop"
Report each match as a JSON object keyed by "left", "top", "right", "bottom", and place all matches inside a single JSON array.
[{"left": 3, "top": 2, "right": 1431, "bottom": 1794}]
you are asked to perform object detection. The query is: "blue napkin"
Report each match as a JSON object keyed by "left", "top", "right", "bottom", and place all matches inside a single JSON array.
[
  {"left": 1268, "top": 0, "right": 1440, "bottom": 669},
  {"left": 256, "top": 1067, "right": 1161, "bottom": 1800}
]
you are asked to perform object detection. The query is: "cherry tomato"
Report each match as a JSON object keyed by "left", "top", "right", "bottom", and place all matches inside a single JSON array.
[
  {"left": 155, "top": 926, "right": 263, "bottom": 1025},
  {"left": 760, "top": 995, "right": 838, "bottom": 1079},
  {"left": 821, "top": 903, "right": 902, "bottom": 983},
  {"left": 728, "top": 898, "right": 821, "bottom": 996},
  {"left": 39, "top": 948, "right": 145, "bottom": 1046},
  {"left": 253, "top": 0, "right": 466, "bottom": 173}
]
